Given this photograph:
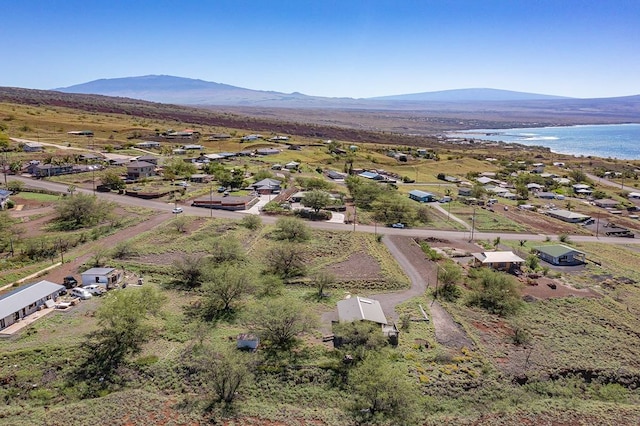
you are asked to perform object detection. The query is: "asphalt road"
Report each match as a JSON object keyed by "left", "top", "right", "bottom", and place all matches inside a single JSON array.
[{"left": 7, "top": 175, "right": 640, "bottom": 244}]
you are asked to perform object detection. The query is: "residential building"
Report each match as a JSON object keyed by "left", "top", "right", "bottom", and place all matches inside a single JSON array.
[
  {"left": 545, "top": 209, "right": 591, "bottom": 223},
  {"left": 81, "top": 267, "right": 122, "bottom": 289},
  {"left": 126, "top": 161, "right": 155, "bottom": 180},
  {"left": 472, "top": 251, "right": 525, "bottom": 271},
  {"left": 533, "top": 245, "right": 586, "bottom": 266},
  {"left": 0, "top": 280, "right": 65, "bottom": 332},
  {"left": 336, "top": 296, "right": 399, "bottom": 345},
  {"left": 23, "top": 142, "right": 44, "bottom": 152},
  {"left": 408, "top": 190, "right": 436, "bottom": 203}
]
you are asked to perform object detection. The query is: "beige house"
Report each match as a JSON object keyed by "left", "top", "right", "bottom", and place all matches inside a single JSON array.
[{"left": 126, "top": 161, "right": 155, "bottom": 180}]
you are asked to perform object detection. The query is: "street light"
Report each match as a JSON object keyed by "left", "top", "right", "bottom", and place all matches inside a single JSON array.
[{"left": 469, "top": 206, "right": 477, "bottom": 242}]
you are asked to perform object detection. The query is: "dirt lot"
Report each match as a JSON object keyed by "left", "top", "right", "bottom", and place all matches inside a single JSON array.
[{"left": 493, "top": 202, "right": 591, "bottom": 235}]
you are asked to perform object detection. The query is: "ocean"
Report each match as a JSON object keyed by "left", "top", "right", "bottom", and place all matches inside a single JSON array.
[{"left": 446, "top": 123, "right": 640, "bottom": 160}]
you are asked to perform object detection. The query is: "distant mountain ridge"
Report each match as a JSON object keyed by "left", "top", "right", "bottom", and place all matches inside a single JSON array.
[
  {"left": 55, "top": 75, "right": 582, "bottom": 107},
  {"left": 369, "top": 88, "right": 571, "bottom": 101}
]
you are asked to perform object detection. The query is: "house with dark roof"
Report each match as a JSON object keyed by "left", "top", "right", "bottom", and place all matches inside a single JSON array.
[
  {"left": 533, "top": 245, "right": 586, "bottom": 266},
  {"left": 249, "top": 178, "right": 281, "bottom": 194},
  {"left": 408, "top": 190, "right": 436, "bottom": 203},
  {"left": 27, "top": 163, "right": 74, "bottom": 178},
  {"left": 0, "top": 280, "right": 65, "bottom": 332},
  {"left": 192, "top": 195, "right": 259, "bottom": 211},
  {"left": 593, "top": 198, "right": 619, "bottom": 209},
  {"left": 136, "top": 154, "right": 159, "bottom": 165}
]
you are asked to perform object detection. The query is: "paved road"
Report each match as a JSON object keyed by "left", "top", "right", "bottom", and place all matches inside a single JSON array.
[{"left": 9, "top": 175, "right": 640, "bottom": 244}]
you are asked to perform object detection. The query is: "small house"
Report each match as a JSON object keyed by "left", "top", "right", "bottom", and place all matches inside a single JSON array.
[
  {"left": 358, "top": 171, "right": 384, "bottom": 181},
  {"left": 27, "top": 163, "right": 74, "bottom": 177},
  {"left": 0, "top": 280, "right": 65, "bottom": 332},
  {"left": 249, "top": 178, "right": 281, "bottom": 194},
  {"left": 81, "top": 267, "right": 122, "bottom": 289},
  {"left": 536, "top": 192, "right": 558, "bottom": 200},
  {"left": 256, "top": 148, "right": 280, "bottom": 156},
  {"left": 23, "top": 142, "right": 44, "bottom": 152},
  {"left": 327, "top": 170, "right": 346, "bottom": 181},
  {"left": 546, "top": 209, "right": 591, "bottom": 223},
  {"left": 408, "top": 190, "right": 436, "bottom": 203},
  {"left": 533, "top": 245, "right": 586, "bottom": 266},
  {"left": 189, "top": 174, "right": 211, "bottom": 183},
  {"left": 593, "top": 199, "right": 619, "bottom": 209},
  {"left": 136, "top": 141, "right": 161, "bottom": 148},
  {"left": 336, "top": 296, "right": 399, "bottom": 345},
  {"left": 458, "top": 187, "right": 473, "bottom": 197},
  {"left": 181, "top": 144, "right": 204, "bottom": 150},
  {"left": 472, "top": 251, "right": 525, "bottom": 271},
  {"left": 284, "top": 161, "right": 300, "bottom": 170},
  {"left": 67, "top": 130, "right": 94, "bottom": 136}
]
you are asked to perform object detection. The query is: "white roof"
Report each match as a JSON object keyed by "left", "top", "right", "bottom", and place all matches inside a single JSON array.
[{"left": 473, "top": 251, "right": 525, "bottom": 264}]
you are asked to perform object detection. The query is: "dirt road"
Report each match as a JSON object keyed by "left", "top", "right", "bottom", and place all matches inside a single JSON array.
[{"left": 371, "top": 235, "right": 474, "bottom": 350}]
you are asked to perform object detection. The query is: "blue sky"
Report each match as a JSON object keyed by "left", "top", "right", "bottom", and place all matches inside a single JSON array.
[{"left": 2, "top": 0, "right": 639, "bottom": 98}]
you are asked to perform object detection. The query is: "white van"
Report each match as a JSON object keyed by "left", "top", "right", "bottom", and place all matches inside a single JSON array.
[{"left": 71, "top": 287, "right": 92, "bottom": 300}]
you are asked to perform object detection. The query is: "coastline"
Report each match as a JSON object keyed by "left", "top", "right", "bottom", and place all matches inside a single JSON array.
[{"left": 445, "top": 123, "right": 640, "bottom": 160}]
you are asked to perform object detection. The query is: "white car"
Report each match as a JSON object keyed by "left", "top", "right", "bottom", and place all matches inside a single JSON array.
[
  {"left": 172, "top": 207, "right": 183, "bottom": 214},
  {"left": 82, "top": 284, "right": 106, "bottom": 296},
  {"left": 70, "top": 287, "right": 92, "bottom": 300}
]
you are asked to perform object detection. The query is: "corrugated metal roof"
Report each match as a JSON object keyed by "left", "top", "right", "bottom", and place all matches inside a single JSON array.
[
  {"left": 533, "top": 244, "right": 584, "bottom": 257},
  {"left": 337, "top": 296, "right": 388, "bottom": 325},
  {"left": 81, "top": 267, "right": 116, "bottom": 276},
  {"left": 0, "top": 280, "right": 64, "bottom": 319},
  {"left": 473, "top": 251, "right": 525, "bottom": 264}
]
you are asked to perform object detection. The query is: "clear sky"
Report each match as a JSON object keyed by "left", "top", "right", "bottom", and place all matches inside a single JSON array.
[{"left": 2, "top": 0, "right": 639, "bottom": 99}]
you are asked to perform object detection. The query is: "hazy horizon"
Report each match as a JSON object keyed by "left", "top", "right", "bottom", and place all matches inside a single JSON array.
[{"left": 2, "top": 0, "right": 639, "bottom": 99}]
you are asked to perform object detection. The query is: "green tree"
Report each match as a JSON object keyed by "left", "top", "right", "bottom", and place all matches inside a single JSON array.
[
  {"left": 266, "top": 243, "right": 306, "bottom": 278},
  {"left": 201, "top": 264, "right": 255, "bottom": 317},
  {"left": 296, "top": 176, "right": 333, "bottom": 191},
  {"left": 210, "top": 236, "right": 245, "bottom": 264},
  {"left": 525, "top": 254, "right": 539, "bottom": 271},
  {"left": 163, "top": 158, "right": 197, "bottom": 179},
  {"left": 436, "top": 261, "right": 462, "bottom": 301},
  {"left": 101, "top": 169, "right": 126, "bottom": 190},
  {"left": 471, "top": 183, "right": 487, "bottom": 200},
  {"left": 371, "top": 193, "right": 415, "bottom": 225},
  {"left": 54, "top": 193, "right": 113, "bottom": 230},
  {"left": 347, "top": 353, "right": 420, "bottom": 425},
  {"left": 333, "top": 321, "right": 388, "bottom": 362},
  {"left": 77, "top": 287, "right": 164, "bottom": 389},
  {"left": 467, "top": 269, "right": 523, "bottom": 316},
  {"left": 172, "top": 254, "right": 206, "bottom": 288},
  {"left": 200, "top": 345, "right": 251, "bottom": 404},
  {"left": 345, "top": 176, "right": 384, "bottom": 209},
  {"left": 569, "top": 169, "right": 587, "bottom": 183},
  {"left": 310, "top": 270, "right": 335, "bottom": 299},
  {"left": 272, "top": 217, "right": 310, "bottom": 242},
  {"left": 240, "top": 214, "right": 262, "bottom": 230},
  {"left": 243, "top": 296, "right": 317, "bottom": 350},
  {"left": 301, "top": 190, "right": 331, "bottom": 214}
]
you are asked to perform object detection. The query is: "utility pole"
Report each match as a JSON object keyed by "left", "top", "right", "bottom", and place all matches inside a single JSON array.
[
  {"left": 353, "top": 205, "right": 357, "bottom": 231},
  {"left": 209, "top": 185, "right": 213, "bottom": 218},
  {"left": 469, "top": 206, "right": 476, "bottom": 242}
]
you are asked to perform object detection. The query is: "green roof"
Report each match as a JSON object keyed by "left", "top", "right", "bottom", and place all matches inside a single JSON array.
[{"left": 533, "top": 244, "right": 584, "bottom": 257}]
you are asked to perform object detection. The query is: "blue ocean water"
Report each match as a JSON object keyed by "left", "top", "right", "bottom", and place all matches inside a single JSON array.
[{"left": 447, "top": 123, "right": 640, "bottom": 160}]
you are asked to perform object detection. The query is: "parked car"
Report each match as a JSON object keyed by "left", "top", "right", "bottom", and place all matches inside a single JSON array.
[
  {"left": 439, "top": 196, "right": 452, "bottom": 203},
  {"left": 82, "top": 284, "right": 106, "bottom": 296},
  {"left": 63, "top": 276, "right": 78, "bottom": 289},
  {"left": 172, "top": 207, "right": 184, "bottom": 214},
  {"left": 70, "top": 287, "right": 92, "bottom": 300},
  {"left": 217, "top": 186, "right": 226, "bottom": 193},
  {"left": 391, "top": 223, "right": 405, "bottom": 229}
]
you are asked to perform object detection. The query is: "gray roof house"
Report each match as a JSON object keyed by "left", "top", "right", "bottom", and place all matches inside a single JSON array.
[
  {"left": 336, "top": 296, "right": 399, "bottom": 345},
  {"left": 249, "top": 178, "right": 281, "bottom": 194},
  {"left": 126, "top": 161, "right": 155, "bottom": 180},
  {"left": 533, "top": 244, "right": 586, "bottom": 266},
  {"left": 0, "top": 280, "right": 65, "bottom": 332},
  {"left": 81, "top": 267, "right": 122, "bottom": 288}
]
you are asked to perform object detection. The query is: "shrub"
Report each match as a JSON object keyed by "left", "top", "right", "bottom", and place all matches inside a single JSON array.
[{"left": 467, "top": 269, "right": 523, "bottom": 316}]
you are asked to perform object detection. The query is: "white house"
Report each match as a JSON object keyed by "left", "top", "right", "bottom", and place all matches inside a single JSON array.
[
  {"left": 81, "top": 267, "right": 122, "bottom": 289},
  {"left": 0, "top": 280, "right": 65, "bottom": 332}
]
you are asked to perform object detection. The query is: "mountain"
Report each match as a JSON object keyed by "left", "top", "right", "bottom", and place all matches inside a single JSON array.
[
  {"left": 368, "top": 88, "right": 571, "bottom": 102},
  {"left": 55, "top": 75, "right": 575, "bottom": 108},
  {"left": 55, "top": 75, "right": 319, "bottom": 106}
]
